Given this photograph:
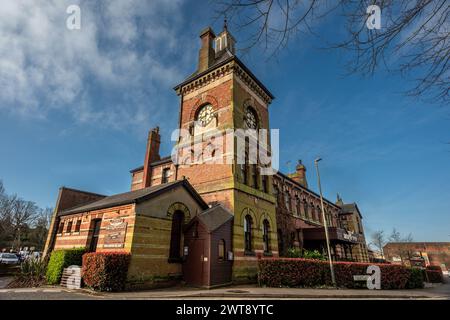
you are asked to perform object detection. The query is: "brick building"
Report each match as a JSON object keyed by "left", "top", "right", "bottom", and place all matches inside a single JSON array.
[
  {"left": 384, "top": 242, "right": 450, "bottom": 271},
  {"left": 44, "top": 25, "right": 369, "bottom": 288}
]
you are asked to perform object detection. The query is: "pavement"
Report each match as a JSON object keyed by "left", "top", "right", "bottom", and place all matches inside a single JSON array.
[{"left": 1, "top": 280, "right": 449, "bottom": 300}]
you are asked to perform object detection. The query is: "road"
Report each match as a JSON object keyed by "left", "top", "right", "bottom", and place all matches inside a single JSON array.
[{"left": 1, "top": 281, "right": 449, "bottom": 300}]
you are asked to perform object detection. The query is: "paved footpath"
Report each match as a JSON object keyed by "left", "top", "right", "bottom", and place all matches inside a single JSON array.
[{"left": 1, "top": 281, "right": 449, "bottom": 300}]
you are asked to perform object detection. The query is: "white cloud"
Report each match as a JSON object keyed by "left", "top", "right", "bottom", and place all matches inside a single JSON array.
[{"left": 0, "top": 0, "right": 187, "bottom": 129}]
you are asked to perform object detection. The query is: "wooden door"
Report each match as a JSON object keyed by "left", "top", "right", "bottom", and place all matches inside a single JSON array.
[{"left": 183, "top": 239, "right": 205, "bottom": 286}]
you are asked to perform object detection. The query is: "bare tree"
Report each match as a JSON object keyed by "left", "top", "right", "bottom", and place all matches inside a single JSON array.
[
  {"left": 370, "top": 230, "right": 386, "bottom": 259},
  {"left": 216, "top": 0, "right": 450, "bottom": 103},
  {"left": 10, "top": 198, "right": 39, "bottom": 250}
]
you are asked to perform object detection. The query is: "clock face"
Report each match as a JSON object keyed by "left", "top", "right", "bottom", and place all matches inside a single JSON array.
[
  {"left": 197, "top": 104, "right": 214, "bottom": 127},
  {"left": 245, "top": 108, "right": 257, "bottom": 129}
]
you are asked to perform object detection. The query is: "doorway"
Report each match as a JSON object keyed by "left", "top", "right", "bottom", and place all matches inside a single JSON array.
[
  {"left": 183, "top": 239, "right": 205, "bottom": 286},
  {"left": 89, "top": 219, "right": 102, "bottom": 252}
]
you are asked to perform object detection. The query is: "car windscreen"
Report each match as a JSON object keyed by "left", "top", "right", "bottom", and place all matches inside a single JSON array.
[{"left": 3, "top": 254, "right": 17, "bottom": 259}]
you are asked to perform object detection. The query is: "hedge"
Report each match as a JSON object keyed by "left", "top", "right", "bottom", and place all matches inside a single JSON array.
[
  {"left": 426, "top": 270, "right": 444, "bottom": 283},
  {"left": 424, "top": 266, "right": 444, "bottom": 283},
  {"left": 258, "top": 258, "right": 424, "bottom": 289},
  {"left": 82, "top": 252, "right": 131, "bottom": 292},
  {"left": 46, "top": 248, "right": 86, "bottom": 285}
]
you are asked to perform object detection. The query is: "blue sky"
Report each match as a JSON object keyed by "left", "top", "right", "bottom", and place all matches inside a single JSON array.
[{"left": 0, "top": 0, "right": 449, "bottom": 242}]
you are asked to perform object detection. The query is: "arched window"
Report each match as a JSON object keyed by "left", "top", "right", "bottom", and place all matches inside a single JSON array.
[
  {"left": 284, "top": 191, "right": 291, "bottom": 211},
  {"left": 273, "top": 186, "right": 280, "bottom": 207},
  {"left": 310, "top": 203, "right": 315, "bottom": 221},
  {"left": 317, "top": 205, "right": 323, "bottom": 223},
  {"left": 263, "top": 220, "right": 271, "bottom": 253},
  {"left": 244, "top": 215, "right": 253, "bottom": 252},
  {"left": 218, "top": 239, "right": 226, "bottom": 261},
  {"left": 244, "top": 107, "right": 258, "bottom": 129},
  {"left": 169, "top": 211, "right": 184, "bottom": 262},
  {"left": 303, "top": 199, "right": 309, "bottom": 219}
]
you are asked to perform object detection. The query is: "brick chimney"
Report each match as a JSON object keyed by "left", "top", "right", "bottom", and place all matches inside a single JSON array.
[
  {"left": 143, "top": 127, "right": 161, "bottom": 188},
  {"left": 291, "top": 160, "right": 308, "bottom": 188},
  {"left": 198, "top": 27, "right": 216, "bottom": 73}
]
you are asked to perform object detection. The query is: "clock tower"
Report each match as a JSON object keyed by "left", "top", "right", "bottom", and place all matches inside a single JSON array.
[{"left": 174, "top": 24, "right": 278, "bottom": 281}]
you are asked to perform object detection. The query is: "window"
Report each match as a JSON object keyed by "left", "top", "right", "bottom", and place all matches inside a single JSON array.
[
  {"left": 251, "top": 164, "right": 258, "bottom": 189},
  {"left": 261, "top": 174, "right": 268, "bottom": 193},
  {"left": 296, "top": 197, "right": 302, "bottom": 216},
  {"left": 57, "top": 221, "right": 64, "bottom": 234},
  {"left": 66, "top": 221, "right": 73, "bottom": 233},
  {"left": 244, "top": 215, "right": 253, "bottom": 252},
  {"left": 218, "top": 239, "right": 226, "bottom": 261},
  {"left": 74, "top": 219, "right": 82, "bottom": 232},
  {"left": 293, "top": 196, "right": 299, "bottom": 216},
  {"left": 303, "top": 200, "right": 309, "bottom": 219},
  {"left": 263, "top": 220, "right": 271, "bottom": 253},
  {"left": 240, "top": 164, "right": 248, "bottom": 185},
  {"left": 162, "top": 168, "right": 170, "bottom": 184},
  {"left": 284, "top": 191, "right": 291, "bottom": 211},
  {"left": 273, "top": 186, "right": 280, "bottom": 207},
  {"left": 245, "top": 107, "right": 258, "bottom": 129},
  {"left": 277, "top": 229, "right": 284, "bottom": 254},
  {"left": 310, "top": 203, "right": 315, "bottom": 220},
  {"left": 317, "top": 206, "right": 323, "bottom": 223},
  {"left": 169, "top": 211, "right": 184, "bottom": 262}
]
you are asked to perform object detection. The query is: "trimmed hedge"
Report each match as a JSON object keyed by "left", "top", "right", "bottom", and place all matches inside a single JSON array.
[
  {"left": 46, "top": 248, "right": 85, "bottom": 285},
  {"left": 82, "top": 252, "right": 131, "bottom": 292},
  {"left": 425, "top": 266, "right": 444, "bottom": 283},
  {"left": 426, "top": 270, "right": 444, "bottom": 283},
  {"left": 258, "top": 258, "right": 424, "bottom": 289}
]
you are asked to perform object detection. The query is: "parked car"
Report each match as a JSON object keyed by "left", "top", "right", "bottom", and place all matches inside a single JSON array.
[{"left": 0, "top": 253, "right": 20, "bottom": 265}]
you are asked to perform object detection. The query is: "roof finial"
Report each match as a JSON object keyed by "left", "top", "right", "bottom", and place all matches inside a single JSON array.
[{"left": 224, "top": 16, "right": 228, "bottom": 31}]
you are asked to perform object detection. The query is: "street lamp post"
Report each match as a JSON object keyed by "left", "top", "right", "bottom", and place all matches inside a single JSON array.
[{"left": 314, "top": 158, "right": 336, "bottom": 287}]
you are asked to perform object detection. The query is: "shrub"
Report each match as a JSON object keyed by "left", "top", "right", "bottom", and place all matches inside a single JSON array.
[
  {"left": 46, "top": 248, "right": 85, "bottom": 285},
  {"left": 286, "top": 248, "right": 326, "bottom": 260},
  {"left": 82, "top": 252, "right": 131, "bottom": 292},
  {"left": 302, "top": 249, "right": 326, "bottom": 261},
  {"left": 426, "top": 270, "right": 444, "bottom": 283},
  {"left": 406, "top": 268, "right": 425, "bottom": 289},
  {"left": 8, "top": 257, "right": 48, "bottom": 288},
  {"left": 286, "top": 247, "right": 302, "bottom": 258},
  {"left": 258, "top": 258, "right": 423, "bottom": 289}
]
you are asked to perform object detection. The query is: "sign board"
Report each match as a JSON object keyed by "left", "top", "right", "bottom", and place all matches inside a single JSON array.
[
  {"left": 342, "top": 231, "right": 358, "bottom": 242},
  {"left": 103, "top": 218, "right": 127, "bottom": 248},
  {"left": 228, "top": 251, "right": 234, "bottom": 261}
]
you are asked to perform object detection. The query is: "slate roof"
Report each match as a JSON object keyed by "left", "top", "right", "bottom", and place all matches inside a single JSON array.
[
  {"left": 59, "top": 180, "right": 207, "bottom": 216},
  {"left": 196, "top": 204, "right": 234, "bottom": 232},
  {"left": 173, "top": 49, "right": 274, "bottom": 100},
  {"left": 129, "top": 156, "right": 172, "bottom": 173},
  {"left": 339, "top": 203, "right": 362, "bottom": 218}
]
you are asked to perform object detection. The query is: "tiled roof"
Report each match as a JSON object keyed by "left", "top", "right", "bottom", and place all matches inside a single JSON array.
[
  {"left": 59, "top": 180, "right": 207, "bottom": 216},
  {"left": 197, "top": 204, "right": 233, "bottom": 232}
]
